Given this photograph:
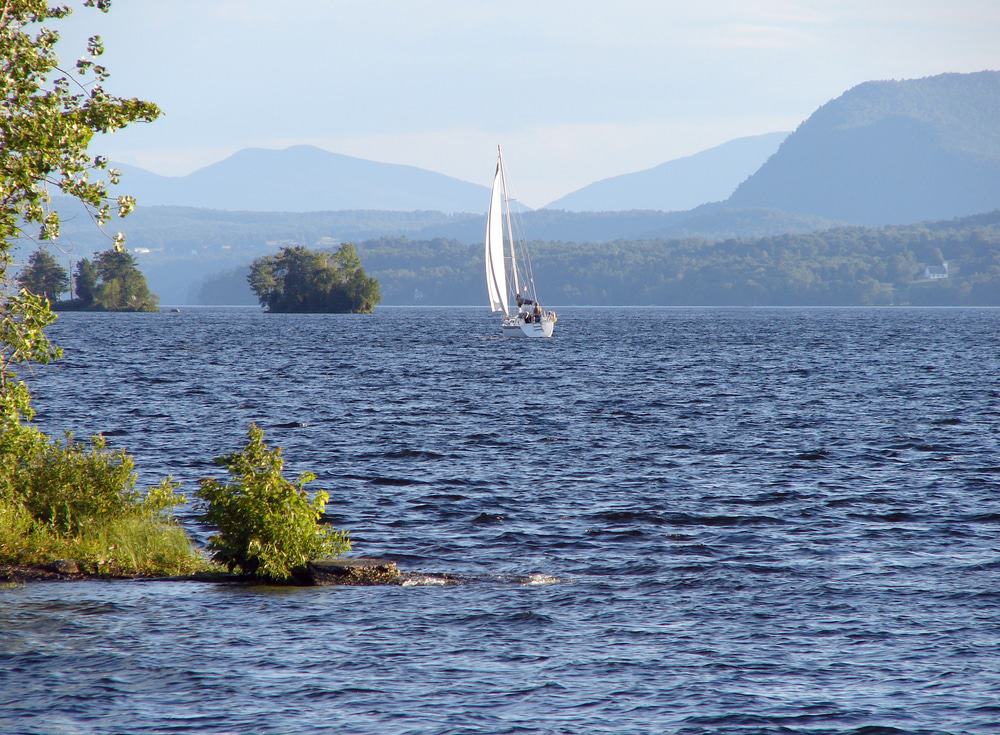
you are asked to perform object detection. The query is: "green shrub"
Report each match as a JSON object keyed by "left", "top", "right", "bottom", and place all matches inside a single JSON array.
[
  {"left": 0, "top": 493, "right": 57, "bottom": 564},
  {"left": 198, "top": 424, "right": 351, "bottom": 582},
  {"left": 15, "top": 432, "right": 142, "bottom": 533}
]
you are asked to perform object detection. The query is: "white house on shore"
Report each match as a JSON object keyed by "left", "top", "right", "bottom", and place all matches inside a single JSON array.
[{"left": 923, "top": 261, "right": 949, "bottom": 280}]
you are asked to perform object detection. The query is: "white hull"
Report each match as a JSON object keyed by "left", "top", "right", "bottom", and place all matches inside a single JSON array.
[{"left": 501, "top": 315, "right": 555, "bottom": 338}]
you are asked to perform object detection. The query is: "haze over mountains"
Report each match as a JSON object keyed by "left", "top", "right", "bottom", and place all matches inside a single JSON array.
[
  {"left": 113, "top": 136, "right": 791, "bottom": 216},
  {"left": 43, "top": 195, "right": 836, "bottom": 303},
  {"left": 112, "top": 146, "right": 491, "bottom": 213},
  {"left": 545, "top": 132, "right": 788, "bottom": 212},
  {"left": 111, "top": 71, "right": 1000, "bottom": 228},
  {"left": 115, "top": 134, "right": 791, "bottom": 216}
]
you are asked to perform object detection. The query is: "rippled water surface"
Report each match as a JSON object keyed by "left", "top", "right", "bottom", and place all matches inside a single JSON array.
[{"left": 3, "top": 307, "right": 999, "bottom": 734}]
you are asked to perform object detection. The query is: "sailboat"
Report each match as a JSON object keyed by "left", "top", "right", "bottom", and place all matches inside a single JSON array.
[{"left": 484, "top": 146, "right": 557, "bottom": 337}]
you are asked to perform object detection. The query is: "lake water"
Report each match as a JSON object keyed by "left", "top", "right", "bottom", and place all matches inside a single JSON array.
[{"left": 3, "top": 307, "right": 999, "bottom": 734}]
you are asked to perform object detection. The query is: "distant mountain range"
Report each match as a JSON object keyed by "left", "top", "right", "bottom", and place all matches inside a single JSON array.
[
  {"left": 545, "top": 132, "right": 788, "bottom": 211},
  {"left": 112, "top": 145, "right": 491, "bottom": 213},
  {"left": 114, "top": 135, "right": 792, "bottom": 216},
  {"left": 108, "top": 71, "right": 1000, "bottom": 225},
  {"left": 728, "top": 71, "right": 1000, "bottom": 224}
]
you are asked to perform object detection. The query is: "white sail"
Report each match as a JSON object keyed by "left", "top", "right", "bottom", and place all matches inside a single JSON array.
[
  {"left": 484, "top": 158, "right": 508, "bottom": 314},
  {"left": 498, "top": 148, "right": 520, "bottom": 297}
]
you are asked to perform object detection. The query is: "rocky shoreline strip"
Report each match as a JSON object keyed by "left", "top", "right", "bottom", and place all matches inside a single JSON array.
[
  {"left": 1, "top": 558, "right": 454, "bottom": 587},
  {"left": 1, "top": 558, "right": 561, "bottom": 588}
]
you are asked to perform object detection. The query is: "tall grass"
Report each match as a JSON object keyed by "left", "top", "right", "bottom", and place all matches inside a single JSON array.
[
  {"left": 0, "top": 431, "right": 207, "bottom": 577},
  {"left": 68, "top": 515, "right": 207, "bottom": 576},
  {"left": 1, "top": 496, "right": 207, "bottom": 577}
]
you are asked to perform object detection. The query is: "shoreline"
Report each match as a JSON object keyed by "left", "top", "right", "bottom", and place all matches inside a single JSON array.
[{"left": 0, "top": 558, "right": 476, "bottom": 588}]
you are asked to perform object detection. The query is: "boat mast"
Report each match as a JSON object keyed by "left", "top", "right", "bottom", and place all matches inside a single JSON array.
[{"left": 497, "top": 145, "right": 521, "bottom": 304}]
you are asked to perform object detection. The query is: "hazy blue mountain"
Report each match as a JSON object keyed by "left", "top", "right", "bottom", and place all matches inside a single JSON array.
[
  {"left": 111, "top": 145, "right": 492, "bottom": 213},
  {"left": 728, "top": 71, "right": 1000, "bottom": 224},
  {"left": 545, "top": 132, "right": 788, "bottom": 212}
]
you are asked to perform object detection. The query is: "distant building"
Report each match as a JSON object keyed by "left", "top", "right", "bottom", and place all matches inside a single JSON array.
[{"left": 923, "top": 261, "right": 949, "bottom": 280}]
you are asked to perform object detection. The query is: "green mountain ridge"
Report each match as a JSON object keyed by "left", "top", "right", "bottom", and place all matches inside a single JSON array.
[{"left": 728, "top": 71, "right": 1000, "bottom": 224}]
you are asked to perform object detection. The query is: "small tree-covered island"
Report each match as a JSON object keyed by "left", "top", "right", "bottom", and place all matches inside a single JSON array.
[
  {"left": 18, "top": 246, "right": 159, "bottom": 311},
  {"left": 68, "top": 248, "right": 158, "bottom": 311},
  {"left": 248, "top": 243, "right": 381, "bottom": 313}
]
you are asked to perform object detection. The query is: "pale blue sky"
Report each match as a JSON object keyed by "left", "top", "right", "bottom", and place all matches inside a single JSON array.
[{"left": 58, "top": 0, "right": 1000, "bottom": 207}]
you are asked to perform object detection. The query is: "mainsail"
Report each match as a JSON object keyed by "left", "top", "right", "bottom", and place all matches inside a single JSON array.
[{"left": 484, "top": 157, "right": 508, "bottom": 314}]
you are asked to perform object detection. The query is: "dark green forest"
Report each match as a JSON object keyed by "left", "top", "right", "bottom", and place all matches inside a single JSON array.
[{"left": 195, "top": 211, "right": 1000, "bottom": 307}]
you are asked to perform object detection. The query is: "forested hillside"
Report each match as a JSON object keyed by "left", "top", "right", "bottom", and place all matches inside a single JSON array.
[
  {"left": 49, "top": 197, "right": 835, "bottom": 256},
  {"left": 412, "top": 204, "right": 835, "bottom": 243},
  {"left": 194, "top": 211, "right": 1000, "bottom": 306},
  {"left": 40, "top": 198, "right": 837, "bottom": 302}
]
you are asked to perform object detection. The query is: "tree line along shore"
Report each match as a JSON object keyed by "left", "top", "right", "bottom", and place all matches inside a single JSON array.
[{"left": 193, "top": 213, "right": 1000, "bottom": 308}]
